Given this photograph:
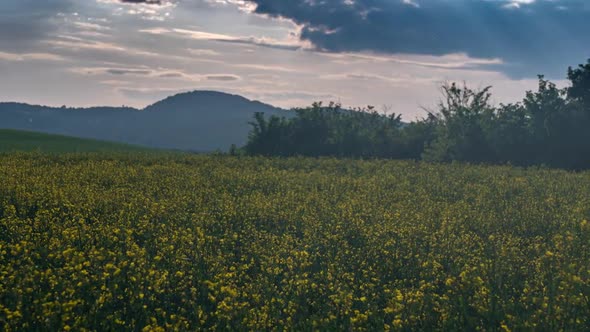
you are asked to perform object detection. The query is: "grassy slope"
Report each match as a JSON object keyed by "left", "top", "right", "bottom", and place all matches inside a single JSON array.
[{"left": 0, "top": 129, "right": 153, "bottom": 153}]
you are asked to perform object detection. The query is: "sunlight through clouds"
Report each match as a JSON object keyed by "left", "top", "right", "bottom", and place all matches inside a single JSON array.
[{"left": 0, "top": 0, "right": 585, "bottom": 117}]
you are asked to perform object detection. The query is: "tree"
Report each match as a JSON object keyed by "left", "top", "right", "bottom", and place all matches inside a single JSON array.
[
  {"left": 567, "top": 59, "right": 590, "bottom": 109},
  {"left": 423, "top": 83, "right": 496, "bottom": 163},
  {"left": 522, "top": 76, "right": 570, "bottom": 167},
  {"left": 245, "top": 102, "right": 409, "bottom": 158},
  {"left": 485, "top": 102, "right": 531, "bottom": 165},
  {"left": 242, "top": 58, "right": 590, "bottom": 169},
  {"left": 245, "top": 112, "right": 291, "bottom": 156}
]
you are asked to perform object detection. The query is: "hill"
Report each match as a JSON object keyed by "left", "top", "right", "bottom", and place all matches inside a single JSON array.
[
  {"left": 0, "top": 91, "right": 286, "bottom": 151},
  {"left": 0, "top": 129, "right": 152, "bottom": 153},
  {"left": 141, "top": 91, "right": 286, "bottom": 151}
]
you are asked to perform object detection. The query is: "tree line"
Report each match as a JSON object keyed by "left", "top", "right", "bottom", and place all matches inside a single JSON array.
[{"left": 243, "top": 59, "right": 590, "bottom": 170}]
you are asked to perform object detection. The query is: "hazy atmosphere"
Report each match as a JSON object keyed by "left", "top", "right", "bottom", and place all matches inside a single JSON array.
[{"left": 2, "top": 0, "right": 589, "bottom": 118}]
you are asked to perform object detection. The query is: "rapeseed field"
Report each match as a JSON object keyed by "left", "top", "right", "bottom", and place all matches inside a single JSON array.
[{"left": 0, "top": 153, "right": 588, "bottom": 331}]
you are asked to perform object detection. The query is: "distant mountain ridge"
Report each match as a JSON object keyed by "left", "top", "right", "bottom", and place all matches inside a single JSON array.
[{"left": 0, "top": 91, "right": 286, "bottom": 151}]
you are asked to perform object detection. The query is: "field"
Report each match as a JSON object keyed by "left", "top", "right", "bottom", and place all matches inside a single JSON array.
[
  {"left": 0, "top": 129, "right": 151, "bottom": 153},
  {"left": 0, "top": 153, "right": 589, "bottom": 331}
]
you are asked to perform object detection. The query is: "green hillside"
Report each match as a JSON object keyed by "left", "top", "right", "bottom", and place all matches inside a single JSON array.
[{"left": 0, "top": 129, "right": 152, "bottom": 153}]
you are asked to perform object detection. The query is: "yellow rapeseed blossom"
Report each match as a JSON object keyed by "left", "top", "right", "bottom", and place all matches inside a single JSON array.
[{"left": 0, "top": 153, "right": 588, "bottom": 331}]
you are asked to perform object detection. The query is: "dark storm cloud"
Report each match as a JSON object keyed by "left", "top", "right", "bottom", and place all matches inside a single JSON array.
[{"left": 243, "top": 0, "right": 590, "bottom": 78}]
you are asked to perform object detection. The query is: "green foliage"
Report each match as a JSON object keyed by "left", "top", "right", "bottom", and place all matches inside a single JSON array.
[
  {"left": 0, "top": 154, "right": 588, "bottom": 330},
  {"left": 246, "top": 102, "right": 424, "bottom": 159},
  {"left": 422, "top": 83, "right": 496, "bottom": 163},
  {"left": 567, "top": 59, "right": 590, "bottom": 108},
  {"left": 245, "top": 59, "right": 590, "bottom": 170}
]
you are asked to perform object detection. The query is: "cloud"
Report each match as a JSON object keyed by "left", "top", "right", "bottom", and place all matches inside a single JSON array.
[
  {"left": 0, "top": 0, "right": 73, "bottom": 51},
  {"left": 243, "top": 0, "right": 590, "bottom": 78},
  {"left": 141, "top": 27, "right": 308, "bottom": 51},
  {"left": 106, "top": 68, "right": 152, "bottom": 75},
  {"left": 97, "top": 0, "right": 176, "bottom": 20},
  {"left": 322, "top": 52, "right": 503, "bottom": 70},
  {"left": 206, "top": 74, "right": 240, "bottom": 81},
  {"left": 0, "top": 51, "right": 65, "bottom": 62},
  {"left": 71, "top": 66, "right": 240, "bottom": 83},
  {"left": 187, "top": 48, "right": 220, "bottom": 56},
  {"left": 119, "top": 0, "right": 163, "bottom": 3},
  {"left": 158, "top": 72, "right": 185, "bottom": 78},
  {"left": 71, "top": 66, "right": 195, "bottom": 80},
  {"left": 234, "top": 64, "right": 298, "bottom": 73},
  {"left": 100, "top": 0, "right": 169, "bottom": 4}
]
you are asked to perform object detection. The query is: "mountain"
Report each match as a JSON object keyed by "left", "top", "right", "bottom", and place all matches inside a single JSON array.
[{"left": 0, "top": 91, "right": 286, "bottom": 151}]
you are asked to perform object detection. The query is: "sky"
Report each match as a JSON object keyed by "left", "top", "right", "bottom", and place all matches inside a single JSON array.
[{"left": 0, "top": 0, "right": 588, "bottom": 119}]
